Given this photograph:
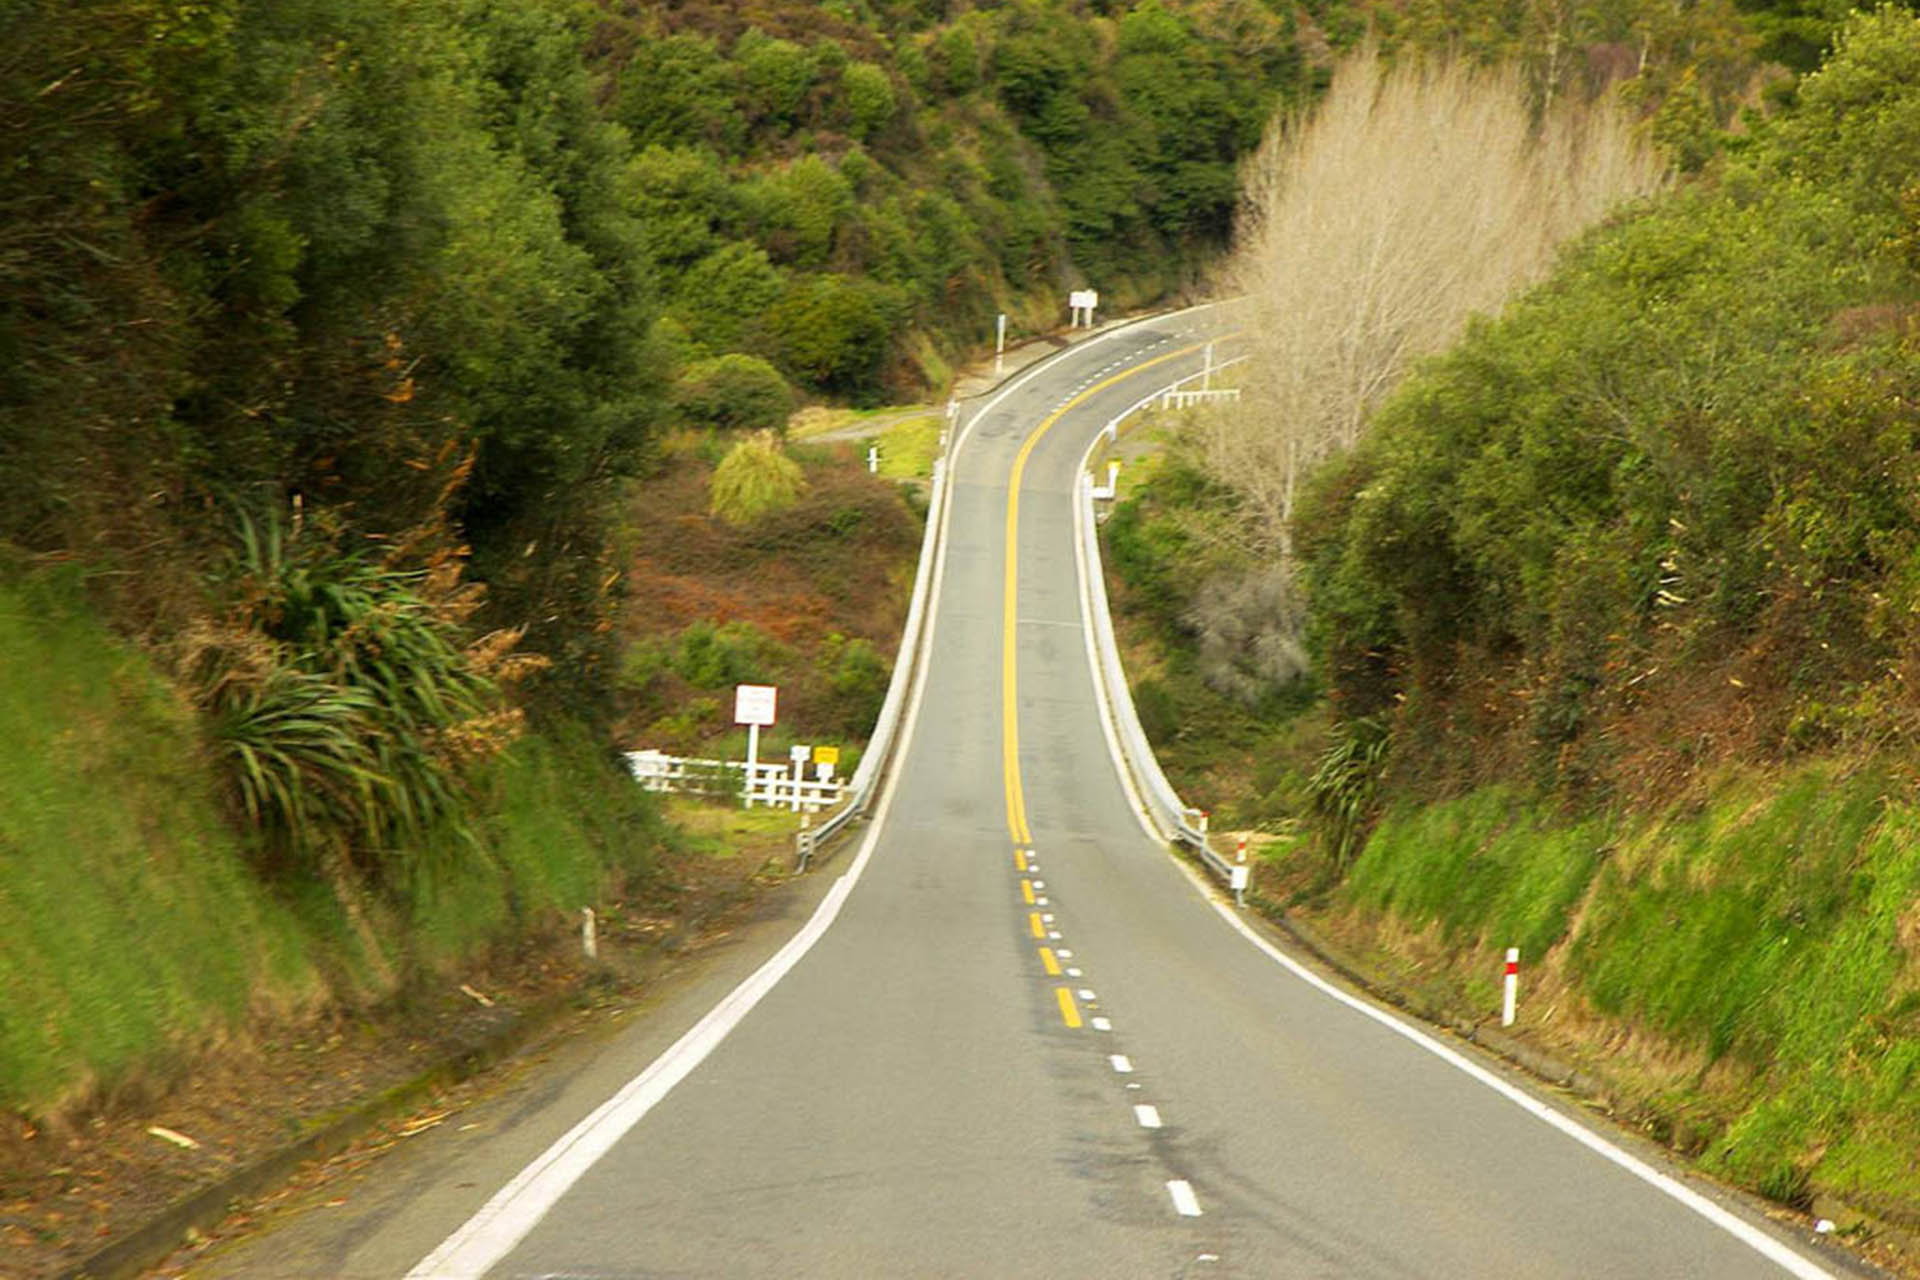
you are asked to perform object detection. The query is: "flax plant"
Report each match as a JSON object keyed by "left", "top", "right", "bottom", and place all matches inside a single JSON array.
[{"left": 185, "top": 507, "right": 540, "bottom": 889}]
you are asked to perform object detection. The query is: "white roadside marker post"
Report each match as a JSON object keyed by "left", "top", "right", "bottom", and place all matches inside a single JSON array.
[
  {"left": 1502, "top": 947, "right": 1519, "bottom": 1027},
  {"left": 867, "top": 444, "right": 878, "bottom": 473},
  {"left": 995, "top": 313, "right": 1007, "bottom": 376},
  {"left": 1231, "top": 835, "right": 1249, "bottom": 908},
  {"left": 582, "top": 907, "right": 598, "bottom": 961}
]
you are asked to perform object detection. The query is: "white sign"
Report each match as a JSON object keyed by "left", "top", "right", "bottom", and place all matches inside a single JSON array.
[
  {"left": 1069, "top": 289, "right": 1099, "bottom": 311},
  {"left": 734, "top": 683, "right": 777, "bottom": 726}
]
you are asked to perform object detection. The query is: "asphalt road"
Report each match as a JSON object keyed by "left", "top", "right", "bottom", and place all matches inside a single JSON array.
[{"left": 186, "top": 310, "right": 1848, "bottom": 1279}]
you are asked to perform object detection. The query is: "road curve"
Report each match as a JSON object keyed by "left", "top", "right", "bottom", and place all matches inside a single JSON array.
[{"left": 184, "top": 311, "right": 1850, "bottom": 1279}]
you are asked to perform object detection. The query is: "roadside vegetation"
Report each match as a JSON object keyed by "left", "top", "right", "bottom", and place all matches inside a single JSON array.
[
  {"left": 1107, "top": 3, "right": 1920, "bottom": 1239},
  {"left": 0, "top": 0, "right": 1296, "bottom": 1148}
]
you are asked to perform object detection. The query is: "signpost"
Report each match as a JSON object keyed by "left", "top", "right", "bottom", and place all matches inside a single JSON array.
[
  {"left": 1069, "top": 289, "right": 1099, "bottom": 329},
  {"left": 734, "top": 683, "right": 777, "bottom": 808}
]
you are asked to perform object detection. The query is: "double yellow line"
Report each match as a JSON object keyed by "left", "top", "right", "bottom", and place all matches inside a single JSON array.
[{"left": 1000, "top": 343, "right": 1210, "bottom": 847}]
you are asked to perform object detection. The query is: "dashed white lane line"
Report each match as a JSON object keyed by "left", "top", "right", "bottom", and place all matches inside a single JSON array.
[
  {"left": 1056, "top": 949, "right": 1072, "bottom": 958},
  {"left": 1110, "top": 1054, "right": 1133, "bottom": 1073},
  {"left": 1066, "top": 967, "right": 1082, "bottom": 977},
  {"left": 1077, "top": 989, "right": 1097, "bottom": 1001},
  {"left": 1168, "top": 1181, "right": 1203, "bottom": 1217},
  {"left": 1134, "top": 1104, "right": 1163, "bottom": 1129},
  {"left": 1048, "top": 931, "right": 1062, "bottom": 940},
  {"left": 1036, "top": 896, "right": 1049, "bottom": 905},
  {"left": 1091, "top": 1016, "right": 1112, "bottom": 1031}
]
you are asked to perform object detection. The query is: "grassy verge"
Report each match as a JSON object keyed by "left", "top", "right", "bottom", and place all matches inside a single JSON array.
[
  {"left": 0, "top": 570, "right": 323, "bottom": 1116},
  {"left": 0, "top": 565, "right": 667, "bottom": 1124},
  {"left": 1264, "top": 766, "right": 1920, "bottom": 1228}
]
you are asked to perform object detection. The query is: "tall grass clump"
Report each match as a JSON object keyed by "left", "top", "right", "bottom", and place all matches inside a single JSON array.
[
  {"left": 181, "top": 509, "right": 543, "bottom": 900},
  {"left": 709, "top": 430, "right": 808, "bottom": 525},
  {"left": 1214, "top": 49, "right": 1666, "bottom": 556}
]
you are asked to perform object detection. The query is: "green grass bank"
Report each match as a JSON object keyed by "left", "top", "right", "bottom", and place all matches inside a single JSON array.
[
  {"left": 1280, "top": 766, "right": 1920, "bottom": 1224},
  {"left": 0, "top": 567, "right": 664, "bottom": 1123}
]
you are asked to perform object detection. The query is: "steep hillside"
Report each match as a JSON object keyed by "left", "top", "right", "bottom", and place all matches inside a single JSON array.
[{"left": 1104, "top": 7, "right": 1920, "bottom": 1243}]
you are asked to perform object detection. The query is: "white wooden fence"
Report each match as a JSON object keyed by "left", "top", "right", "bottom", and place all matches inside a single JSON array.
[{"left": 625, "top": 750, "right": 845, "bottom": 813}]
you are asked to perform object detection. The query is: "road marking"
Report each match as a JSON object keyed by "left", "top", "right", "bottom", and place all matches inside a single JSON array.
[
  {"left": 1056, "top": 949, "right": 1073, "bottom": 958},
  {"left": 1028, "top": 912, "right": 1045, "bottom": 939},
  {"left": 1091, "top": 1016, "right": 1112, "bottom": 1031},
  {"left": 1066, "top": 967, "right": 1082, "bottom": 977},
  {"left": 1033, "top": 880, "right": 1046, "bottom": 889},
  {"left": 1013, "top": 848, "right": 1027, "bottom": 871},
  {"left": 1167, "top": 1181, "right": 1203, "bottom": 1217},
  {"left": 1055, "top": 987, "right": 1083, "bottom": 1028},
  {"left": 1077, "top": 989, "right": 1097, "bottom": 1001},
  {"left": 1047, "top": 930, "right": 1062, "bottom": 940},
  {"left": 1166, "top": 845, "right": 1840, "bottom": 1278},
  {"left": 1134, "top": 1104, "right": 1162, "bottom": 1128},
  {"left": 1021, "top": 880, "right": 1036, "bottom": 904},
  {"left": 1110, "top": 1054, "right": 1133, "bottom": 1072},
  {"left": 1001, "top": 342, "right": 1213, "bottom": 849},
  {"left": 1039, "top": 947, "right": 1062, "bottom": 976},
  {"left": 1036, "top": 896, "right": 1049, "bottom": 906}
]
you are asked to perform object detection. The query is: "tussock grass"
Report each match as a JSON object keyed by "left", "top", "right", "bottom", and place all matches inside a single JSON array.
[{"left": 710, "top": 431, "right": 808, "bottom": 525}]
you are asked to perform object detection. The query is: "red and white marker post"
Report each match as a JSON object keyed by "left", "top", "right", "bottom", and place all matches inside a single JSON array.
[
  {"left": 1231, "top": 835, "right": 1250, "bottom": 907},
  {"left": 1501, "top": 947, "right": 1519, "bottom": 1027}
]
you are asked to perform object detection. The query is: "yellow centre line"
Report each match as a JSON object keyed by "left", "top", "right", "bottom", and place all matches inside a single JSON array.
[
  {"left": 1001, "top": 343, "right": 1213, "bottom": 847},
  {"left": 1055, "top": 986, "right": 1083, "bottom": 1029},
  {"left": 1038, "top": 947, "right": 1062, "bottom": 976},
  {"left": 1021, "top": 879, "right": 1036, "bottom": 905},
  {"left": 1028, "top": 911, "right": 1046, "bottom": 939},
  {"left": 1014, "top": 848, "right": 1028, "bottom": 871}
]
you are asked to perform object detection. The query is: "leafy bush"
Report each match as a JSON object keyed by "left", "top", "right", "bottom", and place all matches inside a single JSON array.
[
  {"left": 817, "top": 631, "right": 888, "bottom": 733},
  {"left": 672, "top": 619, "right": 787, "bottom": 689},
  {"left": 709, "top": 431, "right": 809, "bottom": 525},
  {"left": 672, "top": 354, "right": 795, "bottom": 431}
]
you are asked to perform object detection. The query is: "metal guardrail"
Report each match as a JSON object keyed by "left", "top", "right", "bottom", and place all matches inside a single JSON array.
[
  {"left": 797, "top": 450, "right": 952, "bottom": 868},
  {"left": 1076, "top": 362, "right": 1251, "bottom": 902}
]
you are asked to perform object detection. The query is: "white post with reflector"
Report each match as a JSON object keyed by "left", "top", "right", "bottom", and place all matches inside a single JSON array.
[
  {"left": 1230, "top": 835, "right": 1250, "bottom": 907},
  {"left": 1502, "top": 947, "right": 1519, "bottom": 1027}
]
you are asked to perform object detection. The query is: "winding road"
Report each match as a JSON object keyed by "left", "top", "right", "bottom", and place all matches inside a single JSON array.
[{"left": 188, "top": 310, "right": 1850, "bottom": 1279}]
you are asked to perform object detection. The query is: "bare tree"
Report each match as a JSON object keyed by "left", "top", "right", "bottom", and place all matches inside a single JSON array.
[{"left": 1208, "top": 50, "right": 1666, "bottom": 558}]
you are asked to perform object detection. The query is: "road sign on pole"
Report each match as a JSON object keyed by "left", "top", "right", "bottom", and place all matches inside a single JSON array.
[{"left": 735, "top": 684, "right": 777, "bottom": 809}]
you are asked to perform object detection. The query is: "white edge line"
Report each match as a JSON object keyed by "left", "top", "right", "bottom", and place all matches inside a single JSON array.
[
  {"left": 1065, "top": 355, "right": 1836, "bottom": 1280},
  {"left": 1167, "top": 1179, "right": 1203, "bottom": 1217},
  {"left": 405, "top": 306, "right": 1214, "bottom": 1280}
]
